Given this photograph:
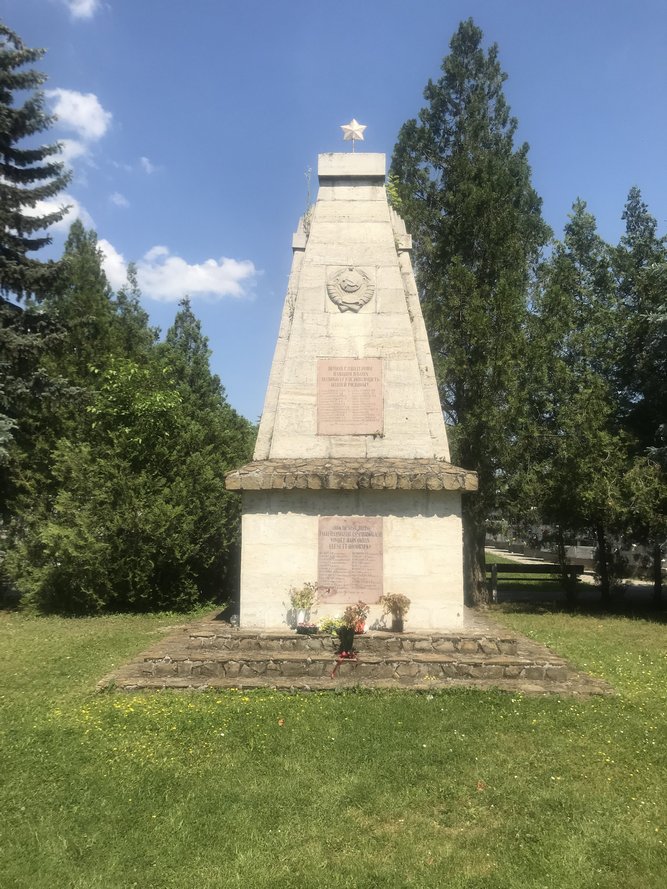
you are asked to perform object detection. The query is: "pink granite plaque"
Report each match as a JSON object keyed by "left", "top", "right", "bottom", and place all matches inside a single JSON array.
[
  {"left": 317, "top": 358, "right": 383, "bottom": 435},
  {"left": 318, "top": 516, "right": 383, "bottom": 604}
]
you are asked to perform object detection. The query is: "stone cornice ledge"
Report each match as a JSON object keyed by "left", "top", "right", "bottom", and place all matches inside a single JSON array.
[{"left": 224, "top": 459, "right": 478, "bottom": 493}]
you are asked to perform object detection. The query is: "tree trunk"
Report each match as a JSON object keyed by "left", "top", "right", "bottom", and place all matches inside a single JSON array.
[
  {"left": 557, "top": 525, "right": 578, "bottom": 606},
  {"left": 595, "top": 524, "right": 611, "bottom": 604},
  {"left": 463, "top": 498, "right": 489, "bottom": 606},
  {"left": 652, "top": 541, "right": 663, "bottom": 607}
]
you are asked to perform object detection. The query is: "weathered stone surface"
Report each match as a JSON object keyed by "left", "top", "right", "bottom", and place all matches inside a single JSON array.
[
  {"left": 98, "top": 613, "right": 616, "bottom": 697},
  {"left": 224, "top": 151, "right": 480, "bottom": 631},
  {"left": 396, "top": 662, "right": 421, "bottom": 678},
  {"left": 480, "top": 641, "right": 501, "bottom": 655},
  {"left": 281, "top": 661, "right": 309, "bottom": 677},
  {"left": 545, "top": 666, "right": 568, "bottom": 681},
  {"left": 318, "top": 152, "right": 386, "bottom": 178},
  {"left": 523, "top": 666, "right": 547, "bottom": 680},
  {"left": 154, "top": 660, "right": 177, "bottom": 677},
  {"left": 498, "top": 641, "right": 519, "bottom": 655},
  {"left": 433, "top": 640, "right": 456, "bottom": 653}
]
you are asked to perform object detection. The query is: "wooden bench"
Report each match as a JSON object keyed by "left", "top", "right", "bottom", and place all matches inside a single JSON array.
[{"left": 487, "top": 562, "right": 585, "bottom": 603}]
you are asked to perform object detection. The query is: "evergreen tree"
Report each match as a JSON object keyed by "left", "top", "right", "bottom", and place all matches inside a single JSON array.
[
  {"left": 391, "top": 19, "right": 550, "bottom": 604},
  {"left": 624, "top": 456, "right": 667, "bottom": 606},
  {"left": 159, "top": 298, "right": 255, "bottom": 462},
  {"left": 614, "top": 187, "right": 667, "bottom": 453},
  {"left": 113, "top": 262, "right": 158, "bottom": 361},
  {"left": 5, "top": 222, "right": 119, "bottom": 518},
  {"left": 0, "top": 298, "right": 73, "bottom": 519},
  {"left": 5, "top": 294, "right": 255, "bottom": 613},
  {"left": 2, "top": 222, "right": 161, "bottom": 607},
  {"left": 0, "top": 23, "right": 71, "bottom": 506},
  {"left": 531, "top": 200, "right": 631, "bottom": 602},
  {"left": 162, "top": 298, "right": 225, "bottom": 406},
  {"left": 0, "top": 23, "right": 70, "bottom": 299},
  {"left": 45, "top": 220, "right": 118, "bottom": 384},
  {"left": 611, "top": 190, "right": 667, "bottom": 598}
]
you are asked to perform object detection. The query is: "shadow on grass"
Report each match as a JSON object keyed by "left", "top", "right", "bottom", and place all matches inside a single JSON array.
[{"left": 493, "top": 584, "right": 667, "bottom": 625}]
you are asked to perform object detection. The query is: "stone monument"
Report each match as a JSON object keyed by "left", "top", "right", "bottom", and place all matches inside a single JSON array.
[{"left": 225, "top": 129, "right": 477, "bottom": 629}]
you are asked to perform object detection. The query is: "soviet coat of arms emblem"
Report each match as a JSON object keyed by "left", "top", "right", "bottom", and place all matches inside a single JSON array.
[{"left": 326, "top": 266, "right": 374, "bottom": 313}]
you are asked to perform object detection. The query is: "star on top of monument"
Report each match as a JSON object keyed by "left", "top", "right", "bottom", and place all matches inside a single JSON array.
[{"left": 341, "top": 118, "right": 367, "bottom": 144}]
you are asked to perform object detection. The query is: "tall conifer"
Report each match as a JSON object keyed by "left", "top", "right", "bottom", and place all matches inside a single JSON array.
[
  {"left": 0, "top": 23, "right": 70, "bottom": 299},
  {"left": 391, "top": 19, "right": 549, "bottom": 604}
]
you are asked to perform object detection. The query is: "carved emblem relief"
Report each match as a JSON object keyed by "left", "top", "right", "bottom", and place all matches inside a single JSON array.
[{"left": 326, "top": 266, "right": 375, "bottom": 313}]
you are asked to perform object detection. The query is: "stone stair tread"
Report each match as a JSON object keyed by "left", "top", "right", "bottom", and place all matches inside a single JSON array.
[
  {"left": 99, "top": 673, "right": 614, "bottom": 697},
  {"left": 140, "top": 649, "right": 567, "bottom": 667},
  {"left": 189, "top": 628, "right": 518, "bottom": 643}
]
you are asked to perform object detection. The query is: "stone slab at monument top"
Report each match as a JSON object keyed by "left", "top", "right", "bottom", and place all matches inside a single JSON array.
[{"left": 226, "top": 150, "right": 477, "bottom": 630}]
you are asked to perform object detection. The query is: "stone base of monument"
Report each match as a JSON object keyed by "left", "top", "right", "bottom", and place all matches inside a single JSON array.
[{"left": 98, "top": 614, "right": 614, "bottom": 697}]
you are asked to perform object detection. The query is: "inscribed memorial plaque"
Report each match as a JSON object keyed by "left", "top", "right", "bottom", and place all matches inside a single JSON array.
[
  {"left": 318, "top": 516, "right": 383, "bottom": 604},
  {"left": 317, "top": 358, "right": 383, "bottom": 435}
]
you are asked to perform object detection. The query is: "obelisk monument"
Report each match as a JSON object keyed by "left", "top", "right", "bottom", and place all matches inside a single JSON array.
[{"left": 225, "top": 124, "right": 477, "bottom": 629}]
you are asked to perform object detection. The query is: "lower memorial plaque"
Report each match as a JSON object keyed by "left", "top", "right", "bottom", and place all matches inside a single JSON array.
[{"left": 318, "top": 516, "right": 383, "bottom": 604}]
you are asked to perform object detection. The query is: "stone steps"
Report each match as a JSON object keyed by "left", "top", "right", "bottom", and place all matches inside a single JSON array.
[
  {"left": 185, "top": 625, "right": 519, "bottom": 656},
  {"left": 97, "top": 620, "right": 614, "bottom": 697}
]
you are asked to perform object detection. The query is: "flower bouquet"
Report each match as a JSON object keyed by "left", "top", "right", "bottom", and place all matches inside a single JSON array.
[{"left": 379, "top": 593, "right": 411, "bottom": 633}]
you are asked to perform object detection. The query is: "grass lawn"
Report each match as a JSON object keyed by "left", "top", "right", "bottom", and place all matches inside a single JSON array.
[{"left": 1, "top": 606, "right": 666, "bottom": 888}]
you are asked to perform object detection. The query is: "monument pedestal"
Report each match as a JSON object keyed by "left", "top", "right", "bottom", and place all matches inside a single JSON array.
[{"left": 225, "top": 152, "right": 477, "bottom": 630}]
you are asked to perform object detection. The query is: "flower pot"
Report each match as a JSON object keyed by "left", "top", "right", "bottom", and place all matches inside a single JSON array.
[
  {"left": 336, "top": 626, "right": 355, "bottom": 654},
  {"left": 390, "top": 615, "right": 404, "bottom": 633},
  {"left": 296, "top": 625, "right": 318, "bottom": 635}
]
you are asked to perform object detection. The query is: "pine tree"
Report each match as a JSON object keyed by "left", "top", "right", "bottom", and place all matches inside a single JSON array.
[
  {"left": 113, "top": 262, "right": 158, "bottom": 360},
  {"left": 0, "top": 23, "right": 71, "bottom": 511},
  {"left": 391, "top": 19, "right": 550, "bottom": 604},
  {"left": 612, "top": 189, "right": 667, "bottom": 600},
  {"left": 531, "top": 200, "right": 630, "bottom": 602},
  {"left": 42, "top": 220, "right": 118, "bottom": 384},
  {"left": 614, "top": 187, "right": 667, "bottom": 453},
  {"left": 0, "top": 23, "right": 70, "bottom": 299}
]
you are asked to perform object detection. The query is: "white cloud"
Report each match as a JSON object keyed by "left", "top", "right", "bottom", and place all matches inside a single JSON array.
[
  {"left": 98, "top": 239, "right": 127, "bottom": 290},
  {"left": 63, "top": 0, "right": 101, "bottom": 19},
  {"left": 58, "top": 138, "right": 89, "bottom": 165},
  {"left": 140, "top": 156, "right": 157, "bottom": 174},
  {"left": 111, "top": 160, "right": 134, "bottom": 173},
  {"left": 26, "top": 194, "right": 94, "bottom": 232},
  {"left": 46, "top": 89, "right": 112, "bottom": 142},
  {"left": 144, "top": 245, "right": 169, "bottom": 262},
  {"left": 98, "top": 241, "right": 258, "bottom": 302},
  {"left": 109, "top": 191, "right": 129, "bottom": 208}
]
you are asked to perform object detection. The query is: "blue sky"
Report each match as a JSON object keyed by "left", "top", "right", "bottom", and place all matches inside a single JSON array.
[{"left": 5, "top": 0, "right": 667, "bottom": 421}]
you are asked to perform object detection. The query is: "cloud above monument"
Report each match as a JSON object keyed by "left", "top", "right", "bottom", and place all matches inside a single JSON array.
[
  {"left": 99, "top": 240, "right": 258, "bottom": 302},
  {"left": 62, "top": 0, "right": 101, "bottom": 20}
]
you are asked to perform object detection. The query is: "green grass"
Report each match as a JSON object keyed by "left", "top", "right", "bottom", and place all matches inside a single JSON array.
[
  {"left": 485, "top": 551, "right": 522, "bottom": 565},
  {"left": 1, "top": 607, "right": 666, "bottom": 888}
]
